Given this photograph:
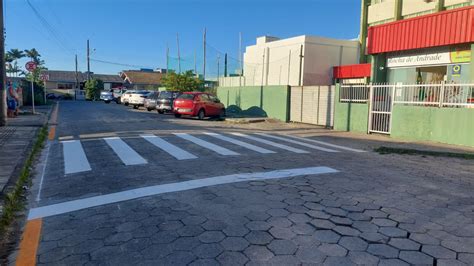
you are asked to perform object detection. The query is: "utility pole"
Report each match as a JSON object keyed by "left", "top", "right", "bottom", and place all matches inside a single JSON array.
[
  {"left": 194, "top": 50, "right": 197, "bottom": 76},
  {"left": 203, "top": 28, "right": 207, "bottom": 81},
  {"left": 239, "top": 32, "right": 243, "bottom": 75},
  {"left": 75, "top": 54, "right": 78, "bottom": 89},
  {"left": 224, "top": 53, "right": 228, "bottom": 77},
  {"left": 217, "top": 54, "right": 220, "bottom": 80},
  {"left": 166, "top": 44, "right": 169, "bottom": 76},
  {"left": 176, "top": 33, "right": 181, "bottom": 73},
  {"left": 0, "top": 0, "right": 6, "bottom": 126},
  {"left": 87, "top": 39, "right": 91, "bottom": 81}
]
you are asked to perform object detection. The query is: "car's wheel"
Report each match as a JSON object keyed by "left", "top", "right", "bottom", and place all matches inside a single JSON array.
[
  {"left": 124, "top": 102, "right": 129, "bottom": 106},
  {"left": 197, "top": 109, "right": 205, "bottom": 120},
  {"left": 147, "top": 107, "right": 152, "bottom": 112},
  {"left": 174, "top": 113, "right": 182, "bottom": 118},
  {"left": 158, "top": 110, "right": 164, "bottom": 114},
  {"left": 105, "top": 100, "right": 110, "bottom": 104},
  {"left": 133, "top": 105, "right": 138, "bottom": 109},
  {"left": 218, "top": 108, "right": 225, "bottom": 120},
  {"left": 115, "top": 98, "right": 121, "bottom": 104}
]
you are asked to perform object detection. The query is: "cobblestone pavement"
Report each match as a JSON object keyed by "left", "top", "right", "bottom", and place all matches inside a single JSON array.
[{"left": 18, "top": 101, "right": 474, "bottom": 265}]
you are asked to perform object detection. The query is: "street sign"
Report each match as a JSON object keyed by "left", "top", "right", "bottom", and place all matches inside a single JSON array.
[
  {"left": 40, "top": 74, "right": 49, "bottom": 81},
  {"left": 25, "top": 61, "right": 37, "bottom": 72}
]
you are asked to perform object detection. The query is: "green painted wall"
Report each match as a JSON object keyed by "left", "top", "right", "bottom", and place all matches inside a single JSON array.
[
  {"left": 391, "top": 105, "right": 474, "bottom": 147},
  {"left": 333, "top": 84, "right": 369, "bottom": 133},
  {"left": 217, "top": 86, "right": 290, "bottom": 121}
]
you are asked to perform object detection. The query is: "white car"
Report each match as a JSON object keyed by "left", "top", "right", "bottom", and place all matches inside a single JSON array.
[{"left": 128, "top": 91, "right": 150, "bottom": 109}]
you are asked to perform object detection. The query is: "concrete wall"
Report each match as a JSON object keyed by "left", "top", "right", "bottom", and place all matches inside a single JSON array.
[
  {"left": 333, "top": 84, "right": 369, "bottom": 133},
  {"left": 217, "top": 86, "right": 290, "bottom": 121},
  {"left": 402, "top": 0, "right": 436, "bottom": 17},
  {"left": 242, "top": 36, "right": 359, "bottom": 87},
  {"left": 368, "top": 0, "right": 395, "bottom": 24},
  {"left": 391, "top": 105, "right": 474, "bottom": 147}
]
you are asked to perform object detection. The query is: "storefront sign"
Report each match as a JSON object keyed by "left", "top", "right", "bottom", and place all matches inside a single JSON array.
[
  {"left": 387, "top": 48, "right": 471, "bottom": 68},
  {"left": 452, "top": 64, "right": 462, "bottom": 77}
]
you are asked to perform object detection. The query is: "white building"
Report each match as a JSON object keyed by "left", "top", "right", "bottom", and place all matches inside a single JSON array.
[{"left": 219, "top": 35, "right": 359, "bottom": 87}]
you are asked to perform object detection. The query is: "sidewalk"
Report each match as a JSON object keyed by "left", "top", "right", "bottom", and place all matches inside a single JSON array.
[{"left": 0, "top": 105, "right": 52, "bottom": 195}]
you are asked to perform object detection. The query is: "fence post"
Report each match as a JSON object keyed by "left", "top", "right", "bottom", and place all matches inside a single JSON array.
[
  {"left": 367, "top": 83, "right": 374, "bottom": 134},
  {"left": 439, "top": 81, "right": 445, "bottom": 108}
]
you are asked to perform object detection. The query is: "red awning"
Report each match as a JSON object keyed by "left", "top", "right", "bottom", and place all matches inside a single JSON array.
[
  {"left": 367, "top": 6, "right": 474, "bottom": 54},
  {"left": 333, "top": 64, "right": 371, "bottom": 79}
]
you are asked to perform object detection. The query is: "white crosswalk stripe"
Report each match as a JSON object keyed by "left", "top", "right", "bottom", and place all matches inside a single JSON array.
[
  {"left": 204, "top": 132, "right": 275, "bottom": 154},
  {"left": 174, "top": 133, "right": 240, "bottom": 156},
  {"left": 285, "top": 135, "right": 366, "bottom": 153},
  {"left": 231, "top": 133, "right": 309, "bottom": 154},
  {"left": 62, "top": 140, "right": 91, "bottom": 174},
  {"left": 104, "top": 137, "right": 147, "bottom": 165},
  {"left": 255, "top": 133, "right": 338, "bottom": 153},
  {"left": 141, "top": 135, "right": 197, "bottom": 160}
]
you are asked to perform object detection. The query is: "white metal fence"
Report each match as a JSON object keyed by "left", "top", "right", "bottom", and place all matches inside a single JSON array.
[{"left": 341, "top": 83, "right": 474, "bottom": 108}]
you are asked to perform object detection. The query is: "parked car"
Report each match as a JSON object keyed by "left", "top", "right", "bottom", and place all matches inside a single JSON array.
[
  {"left": 112, "top": 87, "right": 127, "bottom": 104},
  {"left": 173, "top": 92, "right": 225, "bottom": 120},
  {"left": 128, "top": 90, "right": 150, "bottom": 109},
  {"left": 144, "top": 91, "right": 160, "bottom": 111},
  {"left": 121, "top": 90, "right": 135, "bottom": 106},
  {"left": 156, "top": 91, "right": 180, "bottom": 114},
  {"left": 100, "top": 90, "right": 114, "bottom": 103}
]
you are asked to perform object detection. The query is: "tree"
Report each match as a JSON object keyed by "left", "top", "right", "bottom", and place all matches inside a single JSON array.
[
  {"left": 161, "top": 70, "right": 203, "bottom": 92},
  {"left": 85, "top": 79, "right": 104, "bottom": 100},
  {"left": 24, "top": 48, "right": 46, "bottom": 83},
  {"left": 6, "top": 49, "right": 25, "bottom": 77}
]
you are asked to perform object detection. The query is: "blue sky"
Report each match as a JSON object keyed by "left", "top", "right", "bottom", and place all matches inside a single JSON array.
[{"left": 5, "top": 0, "right": 361, "bottom": 75}]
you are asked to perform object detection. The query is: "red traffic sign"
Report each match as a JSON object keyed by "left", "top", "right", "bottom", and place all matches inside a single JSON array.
[
  {"left": 40, "top": 74, "right": 49, "bottom": 81},
  {"left": 25, "top": 61, "right": 37, "bottom": 72}
]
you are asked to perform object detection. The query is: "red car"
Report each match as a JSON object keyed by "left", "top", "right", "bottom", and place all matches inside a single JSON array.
[{"left": 173, "top": 92, "right": 225, "bottom": 120}]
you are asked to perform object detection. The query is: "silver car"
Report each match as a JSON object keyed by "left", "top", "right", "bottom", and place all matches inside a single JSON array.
[
  {"left": 100, "top": 90, "right": 114, "bottom": 103},
  {"left": 144, "top": 91, "right": 160, "bottom": 111}
]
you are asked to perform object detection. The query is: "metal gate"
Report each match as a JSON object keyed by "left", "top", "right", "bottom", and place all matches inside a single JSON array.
[
  {"left": 368, "top": 84, "right": 394, "bottom": 134},
  {"left": 290, "top": 86, "right": 335, "bottom": 127}
]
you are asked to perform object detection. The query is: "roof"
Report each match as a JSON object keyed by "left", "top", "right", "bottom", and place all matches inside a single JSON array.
[
  {"left": 121, "top": 71, "right": 163, "bottom": 85},
  {"left": 40, "top": 70, "right": 123, "bottom": 83},
  {"left": 367, "top": 6, "right": 474, "bottom": 54}
]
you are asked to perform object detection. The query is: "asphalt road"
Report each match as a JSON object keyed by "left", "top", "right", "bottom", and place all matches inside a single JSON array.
[{"left": 18, "top": 101, "right": 474, "bottom": 265}]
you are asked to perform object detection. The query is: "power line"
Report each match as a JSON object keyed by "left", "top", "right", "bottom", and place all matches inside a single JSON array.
[{"left": 90, "top": 58, "right": 155, "bottom": 69}]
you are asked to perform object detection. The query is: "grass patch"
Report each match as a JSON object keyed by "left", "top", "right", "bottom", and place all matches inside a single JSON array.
[
  {"left": 0, "top": 125, "right": 48, "bottom": 234},
  {"left": 375, "top": 146, "right": 474, "bottom": 160}
]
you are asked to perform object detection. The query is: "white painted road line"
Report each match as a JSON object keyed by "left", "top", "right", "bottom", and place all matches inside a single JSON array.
[
  {"left": 174, "top": 133, "right": 240, "bottom": 156},
  {"left": 62, "top": 140, "right": 91, "bottom": 174},
  {"left": 141, "top": 135, "right": 197, "bottom": 160},
  {"left": 28, "top": 166, "right": 338, "bottom": 220},
  {"left": 204, "top": 132, "right": 275, "bottom": 154},
  {"left": 255, "top": 133, "right": 338, "bottom": 153},
  {"left": 231, "top": 133, "right": 309, "bottom": 154},
  {"left": 104, "top": 137, "right": 147, "bottom": 165},
  {"left": 286, "top": 135, "right": 366, "bottom": 153}
]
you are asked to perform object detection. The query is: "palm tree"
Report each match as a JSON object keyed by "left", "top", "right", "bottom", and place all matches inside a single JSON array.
[
  {"left": 6, "top": 49, "right": 25, "bottom": 77},
  {"left": 24, "top": 48, "right": 43, "bottom": 65}
]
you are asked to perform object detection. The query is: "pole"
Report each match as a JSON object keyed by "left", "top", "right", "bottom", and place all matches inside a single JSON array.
[
  {"left": 203, "top": 28, "right": 206, "bottom": 81},
  {"left": 217, "top": 55, "right": 220, "bottom": 80},
  {"left": 166, "top": 44, "right": 169, "bottom": 76},
  {"left": 31, "top": 76, "right": 35, "bottom": 114},
  {"left": 194, "top": 50, "right": 197, "bottom": 76},
  {"left": 261, "top": 49, "right": 265, "bottom": 87},
  {"left": 298, "top": 45, "right": 304, "bottom": 86},
  {"left": 176, "top": 33, "right": 181, "bottom": 73},
  {"left": 75, "top": 54, "right": 78, "bottom": 100},
  {"left": 224, "top": 53, "right": 228, "bottom": 77},
  {"left": 0, "top": 0, "right": 6, "bottom": 126},
  {"left": 239, "top": 32, "right": 242, "bottom": 76},
  {"left": 87, "top": 39, "right": 90, "bottom": 81}
]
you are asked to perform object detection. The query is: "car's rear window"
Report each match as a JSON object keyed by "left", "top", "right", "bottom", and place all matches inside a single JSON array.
[
  {"left": 134, "top": 91, "right": 149, "bottom": 95},
  {"left": 159, "top": 91, "right": 179, "bottom": 98},
  {"left": 176, "top": 94, "right": 195, "bottom": 100}
]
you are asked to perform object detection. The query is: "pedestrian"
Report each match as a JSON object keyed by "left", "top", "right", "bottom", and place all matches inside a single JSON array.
[{"left": 6, "top": 80, "right": 19, "bottom": 118}]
